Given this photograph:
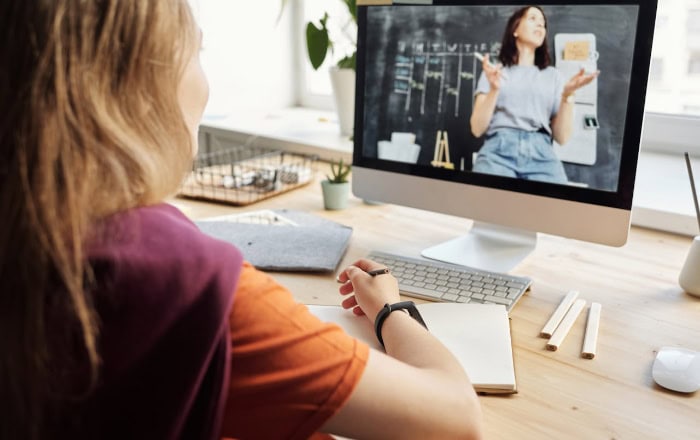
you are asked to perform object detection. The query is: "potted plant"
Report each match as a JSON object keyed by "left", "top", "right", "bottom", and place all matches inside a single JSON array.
[
  {"left": 280, "top": 0, "right": 357, "bottom": 136},
  {"left": 321, "top": 158, "right": 352, "bottom": 210}
]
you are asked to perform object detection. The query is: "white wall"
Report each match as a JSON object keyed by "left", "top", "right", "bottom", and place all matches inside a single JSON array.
[{"left": 191, "top": 1, "right": 298, "bottom": 117}]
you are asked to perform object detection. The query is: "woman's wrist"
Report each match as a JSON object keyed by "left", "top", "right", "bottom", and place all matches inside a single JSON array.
[
  {"left": 562, "top": 92, "right": 575, "bottom": 104},
  {"left": 374, "top": 301, "right": 429, "bottom": 347}
]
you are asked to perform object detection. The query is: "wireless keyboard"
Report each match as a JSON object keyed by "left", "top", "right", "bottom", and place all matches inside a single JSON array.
[{"left": 367, "top": 251, "right": 531, "bottom": 312}]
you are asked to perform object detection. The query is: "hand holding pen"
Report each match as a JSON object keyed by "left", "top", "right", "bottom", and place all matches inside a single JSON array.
[
  {"left": 336, "top": 259, "right": 399, "bottom": 320},
  {"left": 475, "top": 52, "right": 508, "bottom": 86}
]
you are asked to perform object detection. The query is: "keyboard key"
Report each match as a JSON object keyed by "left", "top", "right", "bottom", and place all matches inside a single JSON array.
[
  {"left": 484, "top": 295, "right": 512, "bottom": 306},
  {"left": 397, "top": 284, "right": 443, "bottom": 299}
]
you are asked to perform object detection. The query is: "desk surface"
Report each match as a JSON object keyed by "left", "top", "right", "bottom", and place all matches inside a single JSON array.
[{"left": 171, "top": 171, "right": 699, "bottom": 440}]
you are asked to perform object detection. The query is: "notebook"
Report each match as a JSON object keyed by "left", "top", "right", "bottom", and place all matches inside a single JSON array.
[
  {"left": 307, "top": 303, "right": 517, "bottom": 394},
  {"left": 196, "top": 209, "right": 352, "bottom": 272}
]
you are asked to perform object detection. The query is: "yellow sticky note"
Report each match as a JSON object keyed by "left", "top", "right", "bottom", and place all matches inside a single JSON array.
[{"left": 564, "top": 41, "right": 590, "bottom": 61}]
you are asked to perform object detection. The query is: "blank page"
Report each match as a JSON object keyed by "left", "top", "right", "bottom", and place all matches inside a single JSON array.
[{"left": 307, "top": 303, "right": 516, "bottom": 393}]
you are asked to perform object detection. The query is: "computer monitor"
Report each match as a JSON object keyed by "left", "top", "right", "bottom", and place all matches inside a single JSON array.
[{"left": 352, "top": 0, "right": 657, "bottom": 272}]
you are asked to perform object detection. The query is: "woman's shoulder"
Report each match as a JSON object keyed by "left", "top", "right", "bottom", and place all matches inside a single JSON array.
[
  {"left": 92, "top": 203, "right": 239, "bottom": 258},
  {"left": 88, "top": 203, "right": 243, "bottom": 301}
]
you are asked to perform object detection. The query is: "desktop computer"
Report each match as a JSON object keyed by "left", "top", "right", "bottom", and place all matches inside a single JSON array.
[{"left": 352, "top": 0, "right": 657, "bottom": 273}]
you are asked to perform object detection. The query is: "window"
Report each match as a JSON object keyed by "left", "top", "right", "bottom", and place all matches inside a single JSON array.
[
  {"left": 300, "top": 0, "right": 356, "bottom": 108},
  {"left": 630, "top": 0, "right": 700, "bottom": 153},
  {"left": 649, "top": 57, "right": 664, "bottom": 82},
  {"left": 190, "top": 1, "right": 297, "bottom": 117},
  {"left": 687, "top": 9, "right": 700, "bottom": 33},
  {"left": 689, "top": 52, "right": 700, "bottom": 75}
]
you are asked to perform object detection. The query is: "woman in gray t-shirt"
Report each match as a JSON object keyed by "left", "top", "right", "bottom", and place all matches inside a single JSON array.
[{"left": 469, "top": 5, "right": 598, "bottom": 183}]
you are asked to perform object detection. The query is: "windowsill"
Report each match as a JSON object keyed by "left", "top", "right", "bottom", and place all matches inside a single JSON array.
[
  {"left": 200, "top": 107, "right": 699, "bottom": 237},
  {"left": 201, "top": 107, "right": 353, "bottom": 163},
  {"left": 632, "top": 151, "right": 698, "bottom": 236}
]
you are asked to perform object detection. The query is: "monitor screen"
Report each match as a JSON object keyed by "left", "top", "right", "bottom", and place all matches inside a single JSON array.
[{"left": 352, "top": 0, "right": 657, "bottom": 271}]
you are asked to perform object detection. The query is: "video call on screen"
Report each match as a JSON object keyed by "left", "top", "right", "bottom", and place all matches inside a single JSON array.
[{"left": 360, "top": 4, "right": 639, "bottom": 192}]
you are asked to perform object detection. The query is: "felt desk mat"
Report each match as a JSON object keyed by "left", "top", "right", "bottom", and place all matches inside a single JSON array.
[{"left": 196, "top": 209, "right": 352, "bottom": 272}]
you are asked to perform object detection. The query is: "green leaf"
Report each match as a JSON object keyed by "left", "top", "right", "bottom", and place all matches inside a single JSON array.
[
  {"left": 327, "top": 158, "right": 351, "bottom": 183},
  {"left": 306, "top": 14, "right": 330, "bottom": 70},
  {"left": 337, "top": 52, "right": 356, "bottom": 70}
]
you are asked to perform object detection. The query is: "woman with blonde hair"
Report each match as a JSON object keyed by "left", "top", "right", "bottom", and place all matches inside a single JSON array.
[{"left": 0, "top": 1, "right": 483, "bottom": 439}]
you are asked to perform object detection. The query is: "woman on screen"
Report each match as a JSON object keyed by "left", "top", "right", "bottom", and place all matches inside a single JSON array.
[
  {"left": 0, "top": 1, "right": 483, "bottom": 439},
  {"left": 469, "top": 5, "right": 598, "bottom": 183}
]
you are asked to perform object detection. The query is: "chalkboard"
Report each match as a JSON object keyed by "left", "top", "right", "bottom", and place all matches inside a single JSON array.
[{"left": 360, "top": 4, "right": 639, "bottom": 191}]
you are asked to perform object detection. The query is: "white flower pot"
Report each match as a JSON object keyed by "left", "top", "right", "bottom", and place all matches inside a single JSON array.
[
  {"left": 329, "top": 67, "right": 355, "bottom": 137},
  {"left": 321, "top": 180, "right": 351, "bottom": 210}
]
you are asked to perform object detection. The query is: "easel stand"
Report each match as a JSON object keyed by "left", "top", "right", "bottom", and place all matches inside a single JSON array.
[{"left": 431, "top": 130, "right": 455, "bottom": 170}]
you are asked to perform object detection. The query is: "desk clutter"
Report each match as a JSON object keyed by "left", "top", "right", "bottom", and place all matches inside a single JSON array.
[
  {"left": 196, "top": 209, "right": 352, "bottom": 272},
  {"left": 540, "top": 290, "right": 601, "bottom": 358},
  {"left": 178, "top": 145, "right": 317, "bottom": 206}
]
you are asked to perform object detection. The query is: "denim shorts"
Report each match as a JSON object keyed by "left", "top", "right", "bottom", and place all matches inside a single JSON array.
[{"left": 472, "top": 128, "right": 568, "bottom": 184}]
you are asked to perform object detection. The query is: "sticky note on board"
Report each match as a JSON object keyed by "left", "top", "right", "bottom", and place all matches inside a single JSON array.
[{"left": 563, "top": 41, "right": 590, "bottom": 61}]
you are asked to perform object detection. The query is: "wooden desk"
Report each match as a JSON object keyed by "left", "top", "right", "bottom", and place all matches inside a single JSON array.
[{"left": 171, "top": 173, "right": 699, "bottom": 439}]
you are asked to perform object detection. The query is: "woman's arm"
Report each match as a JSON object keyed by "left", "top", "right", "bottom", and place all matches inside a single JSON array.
[
  {"left": 470, "top": 91, "right": 499, "bottom": 138},
  {"left": 551, "top": 93, "right": 575, "bottom": 145},
  {"left": 323, "top": 260, "right": 484, "bottom": 439},
  {"left": 551, "top": 68, "right": 600, "bottom": 145},
  {"left": 470, "top": 54, "right": 503, "bottom": 138}
]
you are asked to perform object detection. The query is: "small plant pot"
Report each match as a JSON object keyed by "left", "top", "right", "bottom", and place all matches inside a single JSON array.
[{"left": 321, "top": 180, "right": 351, "bottom": 210}]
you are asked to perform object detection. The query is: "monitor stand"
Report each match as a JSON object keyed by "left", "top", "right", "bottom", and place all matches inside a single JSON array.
[{"left": 421, "top": 222, "right": 537, "bottom": 273}]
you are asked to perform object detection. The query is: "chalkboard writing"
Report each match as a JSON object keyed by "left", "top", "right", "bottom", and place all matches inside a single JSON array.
[
  {"left": 392, "top": 42, "right": 490, "bottom": 118},
  {"left": 360, "top": 4, "right": 639, "bottom": 191}
]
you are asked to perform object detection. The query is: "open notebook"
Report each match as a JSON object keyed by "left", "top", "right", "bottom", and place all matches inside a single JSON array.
[{"left": 307, "top": 303, "right": 517, "bottom": 394}]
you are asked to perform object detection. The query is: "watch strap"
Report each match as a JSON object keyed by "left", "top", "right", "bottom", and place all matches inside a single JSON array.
[{"left": 374, "top": 301, "right": 429, "bottom": 347}]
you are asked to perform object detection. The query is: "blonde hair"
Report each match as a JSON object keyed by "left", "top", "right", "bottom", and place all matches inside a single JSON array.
[{"left": 0, "top": 1, "right": 197, "bottom": 437}]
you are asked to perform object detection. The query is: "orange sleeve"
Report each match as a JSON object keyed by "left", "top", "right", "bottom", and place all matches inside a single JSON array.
[{"left": 220, "top": 262, "right": 370, "bottom": 440}]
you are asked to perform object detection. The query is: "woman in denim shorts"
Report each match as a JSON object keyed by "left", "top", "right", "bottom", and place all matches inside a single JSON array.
[{"left": 469, "top": 5, "right": 599, "bottom": 184}]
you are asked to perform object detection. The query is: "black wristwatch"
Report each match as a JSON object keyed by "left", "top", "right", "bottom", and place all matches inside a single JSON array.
[{"left": 374, "top": 301, "right": 429, "bottom": 347}]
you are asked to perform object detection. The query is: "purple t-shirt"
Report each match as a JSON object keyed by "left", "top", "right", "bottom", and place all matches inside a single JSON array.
[{"left": 70, "top": 203, "right": 243, "bottom": 439}]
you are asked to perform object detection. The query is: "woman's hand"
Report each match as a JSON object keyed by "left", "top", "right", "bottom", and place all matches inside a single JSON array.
[
  {"left": 336, "top": 259, "right": 400, "bottom": 323},
  {"left": 563, "top": 68, "right": 600, "bottom": 98},
  {"left": 482, "top": 54, "right": 505, "bottom": 91}
]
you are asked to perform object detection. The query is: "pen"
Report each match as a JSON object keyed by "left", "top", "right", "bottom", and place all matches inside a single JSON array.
[
  {"left": 367, "top": 268, "right": 390, "bottom": 276},
  {"left": 335, "top": 267, "right": 390, "bottom": 283}
]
